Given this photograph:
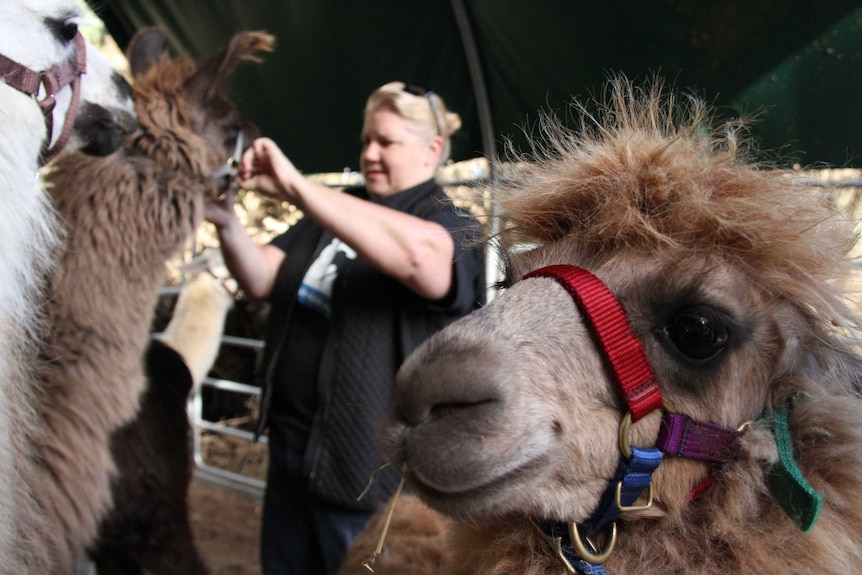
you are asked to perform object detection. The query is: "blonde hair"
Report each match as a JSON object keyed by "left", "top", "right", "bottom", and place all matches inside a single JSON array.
[{"left": 364, "top": 81, "right": 462, "bottom": 165}]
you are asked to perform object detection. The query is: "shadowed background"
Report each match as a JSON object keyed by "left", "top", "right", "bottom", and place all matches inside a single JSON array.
[{"left": 86, "top": 0, "right": 862, "bottom": 172}]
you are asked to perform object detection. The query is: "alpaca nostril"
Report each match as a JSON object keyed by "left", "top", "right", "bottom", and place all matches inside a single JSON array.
[
  {"left": 395, "top": 396, "right": 501, "bottom": 429},
  {"left": 428, "top": 398, "right": 500, "bottom": 421},
  {"left": 393, "top": 327, "right": 511, "bottom": 429},
  {"left": 394, "top": 359, "right": 506, "bottom": 429},
  {"left": 552, "top": 420, "right": 564, "bottom": 436},
  {"left": 396, "top": 401, "right": 431, "bottom": 428}
]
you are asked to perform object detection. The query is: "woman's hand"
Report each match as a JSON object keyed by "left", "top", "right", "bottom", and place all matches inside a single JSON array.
[
  {"left": 235, "top": 137, "right": 302, "bottom": 202},
  {"left": 205, "top": 189, "right": 238, "bottom": 229}
]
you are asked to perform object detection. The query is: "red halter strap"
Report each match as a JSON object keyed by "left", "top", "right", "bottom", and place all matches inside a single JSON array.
[
  {"left": 523, "top": 265, "right": 663, "bottom": 421},
  {"left": 0, "top": 31, "right": 87, "bottom": 166}
]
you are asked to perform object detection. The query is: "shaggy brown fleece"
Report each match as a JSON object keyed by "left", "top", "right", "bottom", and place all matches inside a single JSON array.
[
  {"left": 12, "top": 30, "right": 273, "bottom": 573},
  {"left": 338, "top": 492, "right": 451, "bottom": 575}
]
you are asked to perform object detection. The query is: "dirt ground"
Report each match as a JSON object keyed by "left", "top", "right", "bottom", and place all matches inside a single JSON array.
[
  {"left": 188, "top": 479, "right": 262, "bottom": 575},
  {"left": 188, "top": 432, "right": 267, "bottom": 575}
]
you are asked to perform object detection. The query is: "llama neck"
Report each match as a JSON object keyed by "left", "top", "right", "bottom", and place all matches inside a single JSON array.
[
  {"left": 443, "top": 520, "right": 554, "bottom": 575},
  {"left": 0, "top": 86, "right": 64, "bottom": 574},
  {"left": 41, "top": 151, "right": 203, "bottom": 427},
  {"left": 0, "top": 89, "right": 60, "bottom": 340},
  {"left": 16, "top": 145, "right": 204, "bottom": 571}
]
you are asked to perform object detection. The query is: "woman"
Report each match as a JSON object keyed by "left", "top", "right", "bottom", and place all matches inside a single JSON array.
[{"left": 206, "top": 81, "right": 485, "bottom": 575}]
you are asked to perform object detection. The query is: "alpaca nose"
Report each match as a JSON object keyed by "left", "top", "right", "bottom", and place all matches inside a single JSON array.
[
  {"left": 378, "top": 334, "right": 509, "bottom": 468},
  {"left": 73, "top": 102, "right": 139, "bottom": 156},
  {"left": 394, "top": 337, "right": 506, "bottom": 427}
]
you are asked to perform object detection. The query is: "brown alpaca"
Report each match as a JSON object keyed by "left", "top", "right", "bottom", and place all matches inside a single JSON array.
[
  {"left": 340, "top": 489, "right": 452, "bottom": 574},
  {"left": 22, "top": 28, "right": 273, "bottom": 573},
  {"left": 90, "top": 270, "right": 234, "bottom": 575},
  {"left": 344, "top": 77, "right": 862, "bottom": 574}
]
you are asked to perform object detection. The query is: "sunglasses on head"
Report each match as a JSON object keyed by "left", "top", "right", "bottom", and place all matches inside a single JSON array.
[{"left": 403, "top": 83, "right": 443, "bottom": 136}]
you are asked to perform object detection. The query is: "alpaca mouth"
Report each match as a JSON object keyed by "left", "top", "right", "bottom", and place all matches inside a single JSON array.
[
  {"left": 402, "top": 449, "right": 551, "bottom": 515},
  {"left": 381, "top": 401, "right": 538, "bottom": 496}
]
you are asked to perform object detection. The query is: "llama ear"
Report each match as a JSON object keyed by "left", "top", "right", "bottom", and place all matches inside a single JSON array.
[
  {"left": 185, "top": 31, "right": 275, "bottom": 101},
  {"left": 770, "top": 302, "right": 862, "bottom": 395},
  {"left": 127, "top": 27, "right": 167, "bottom": 79}
]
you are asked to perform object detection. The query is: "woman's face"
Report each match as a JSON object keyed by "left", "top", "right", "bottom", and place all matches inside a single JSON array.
[{"left": 360, "top": 108, "right": 441, "bottom": 197}]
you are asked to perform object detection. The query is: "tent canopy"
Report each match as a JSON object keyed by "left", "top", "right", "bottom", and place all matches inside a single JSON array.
[{"left": 90, "top": 0, "right": 862, "bottom": 173}]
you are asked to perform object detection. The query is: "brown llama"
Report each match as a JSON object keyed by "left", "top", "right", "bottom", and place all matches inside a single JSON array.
[
  {"left": 90, "top": 269, "right": 235, "bottom": 575},
  {"left": 342, "top": 77, "right": 862, "bottom": 574},
  {"left": 28, "top": 28, "right": 273, "bottom": 573}
]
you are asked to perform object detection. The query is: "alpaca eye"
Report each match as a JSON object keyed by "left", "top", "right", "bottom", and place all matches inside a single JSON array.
[
  {"left": 61, "top": 21, "right": 78, "bottom": 42},
  {"left": 46, "top": 18, "right": 79, "bottom": 43},
  {"left": 660, "top": 305, "right": 729, "bottom": 362}
]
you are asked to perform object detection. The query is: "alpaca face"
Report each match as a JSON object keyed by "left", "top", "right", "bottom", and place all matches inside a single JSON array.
[
  {"left": 379, "top": 248, "right": 792, "bottom": 522},
  {"left": 2, "top": 0, "right": 136, "bottom": 161}
]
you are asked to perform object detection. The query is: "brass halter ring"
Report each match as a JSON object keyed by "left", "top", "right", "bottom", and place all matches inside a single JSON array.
[
  {"left": 569, "top": 521, "right": 618, "bottom": 564},
  {"left": 532, "top": 519, "right": 618, "bottom": 572},
  {"left": 616, "top": 400, "right": 675, "bottom": 513},
  {"left": 619, "top": 399, "right": 676, "bottom": 459},
  {"left": 618, "top": 410, "right": 636, "bottom": 460}
]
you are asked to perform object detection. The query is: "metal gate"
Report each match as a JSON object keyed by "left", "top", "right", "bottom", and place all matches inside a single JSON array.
[{"left": 187, "top": 333, "right": 267, "bottom": 499}]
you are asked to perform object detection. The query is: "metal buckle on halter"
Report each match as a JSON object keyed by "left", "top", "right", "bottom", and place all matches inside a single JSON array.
[
  {"left": 36, "top": 90, "right": 57, "bottom": 114},
  {"left": 555, "top": 411, "right": 663, "bottom": 568},
  {"left": 614, "top": 478, "right": 653, "bottom": 512},
  {"left": 0, "top": 29, "right": 86, "bottom": 165},
  {"left": 569, "top": 521, "right": 618, "bottom": 564},
  {"left": 614, "top": 403, "right": 674, "bottom": 513},
  {"left": 532, "top": 519, "right": 617, "bottom": 573}
]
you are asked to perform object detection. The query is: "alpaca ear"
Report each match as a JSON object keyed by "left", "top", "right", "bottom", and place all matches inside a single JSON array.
[
  {"left": 184, "top": 31, "right": 275, "bottom": 101},
  {"left": 771, "top": 303, "right": 862, "bottom": 397},
  {"left": 127, "top": 27, "right": 167, "bottom": 79}
]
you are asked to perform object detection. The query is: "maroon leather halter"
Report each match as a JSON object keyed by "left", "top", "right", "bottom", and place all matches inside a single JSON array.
[{"left": 0, "top": 31, "right": 87, "bottom": 166}]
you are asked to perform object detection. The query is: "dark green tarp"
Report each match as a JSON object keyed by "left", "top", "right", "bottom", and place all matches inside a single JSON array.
[{"left": 89, "top": 0, "right": 862, "bottom": 172}]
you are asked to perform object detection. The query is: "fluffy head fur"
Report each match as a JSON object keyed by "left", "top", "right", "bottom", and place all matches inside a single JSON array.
[
  {"left": 497, "top": 78, "right": 855, "bottom": 333},
  {"left": 368, "top": 76, "right": 862, "bottom": 574}
]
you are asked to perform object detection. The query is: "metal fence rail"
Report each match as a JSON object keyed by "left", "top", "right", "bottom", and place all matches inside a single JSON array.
[
  {"left": 188, "top": 331, "right": 267, "bottom": 499},
  {"left": 152, "top": 322, "right": 268, "bottom": 498},
  {"left": 189, "top": 374, "right": 267, "bottom": 498}
]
